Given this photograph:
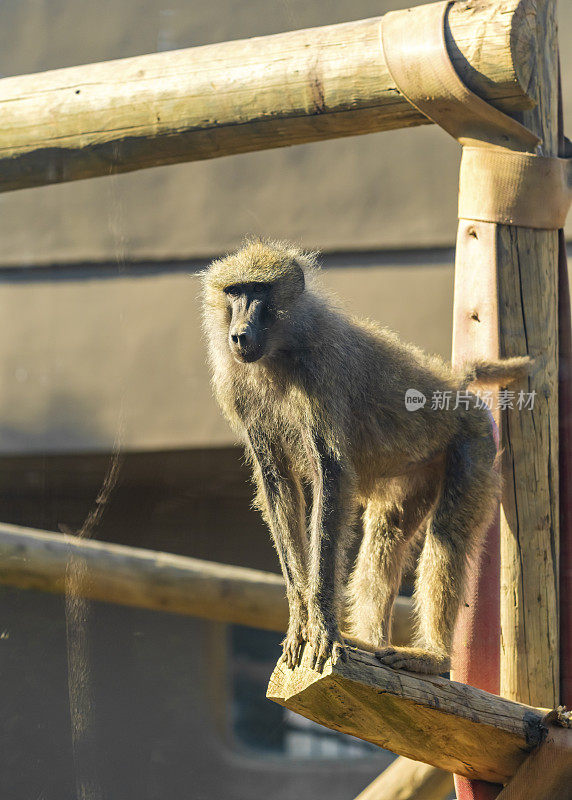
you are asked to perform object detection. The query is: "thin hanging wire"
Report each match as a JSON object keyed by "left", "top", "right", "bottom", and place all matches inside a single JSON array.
[{"left": 63, "top": 145, "right": 127, "bottom": 800}]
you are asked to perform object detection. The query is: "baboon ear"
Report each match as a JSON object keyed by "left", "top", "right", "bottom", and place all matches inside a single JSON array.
[
  {"left": 274, "top": 261, "right": 305, "bottom": 307},
  {"left": 279, "top": 261, "right": 305, "bottom": 305},
  {"left": 292, "top": 261, "right": 305, "bottom": 294}
]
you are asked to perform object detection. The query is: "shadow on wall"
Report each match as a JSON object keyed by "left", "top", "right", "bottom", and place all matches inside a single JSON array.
[{"left": 0, "top": 389, "right": 117, "bottom": 454}]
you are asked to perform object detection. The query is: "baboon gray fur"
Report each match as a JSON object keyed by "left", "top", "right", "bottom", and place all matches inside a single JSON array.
[{"left": 203, "top": 239, "right": 528, "bottom": 674}]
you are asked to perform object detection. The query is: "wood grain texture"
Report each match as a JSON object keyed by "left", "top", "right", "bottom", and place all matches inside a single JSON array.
[
  {"left": 267, "top": 645, "right": 547, "bottom": 784},
  {"left": 0, "top": 0, "right": 537, "bottom": 191},
  {"left": 353, "top": 756, "right": 453, "bottom": 800},
  {"left": 497, "top": 0, "right": 560, "bottom": 708},
  {"left": 0, "top": 522, "right": 414, "bottom": 643}
]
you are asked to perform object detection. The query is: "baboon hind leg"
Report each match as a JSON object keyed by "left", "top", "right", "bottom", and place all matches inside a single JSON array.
[
  {"left": 377, "top": 430, "right": 498, "bottom": 674},
  {"left": 346, "top": 475, "right": 437, "bottom": 651}
]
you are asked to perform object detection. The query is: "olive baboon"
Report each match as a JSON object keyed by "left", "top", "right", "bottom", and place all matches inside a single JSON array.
[{"left": 203, "top": 239, "right": 528, "bottom": 674}]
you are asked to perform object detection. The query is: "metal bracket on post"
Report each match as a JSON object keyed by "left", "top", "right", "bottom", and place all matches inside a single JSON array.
[{"left": 381, "top": 0, "right": 571, "bottom": 231}]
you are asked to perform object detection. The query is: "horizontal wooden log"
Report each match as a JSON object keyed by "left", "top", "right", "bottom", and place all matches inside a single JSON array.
[
  {"left": 0, "top": 0, "right": 536, "bottom": 191},
  {"left": 0, "top": 523, "right": 286, "bottom": 629},
  {"left": 0, "top": 522, "right": 413, "bottom": 641},
  {"left": 354, "top": 757, "right": 453, "bottom": 800},
  {"left": 267, "top": 644, "right": 549, "bottom": 784}
]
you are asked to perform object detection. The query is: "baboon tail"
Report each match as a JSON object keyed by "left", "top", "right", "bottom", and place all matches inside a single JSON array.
[{"left": 459, "top": 356, "right": 533, "bottom": 388}]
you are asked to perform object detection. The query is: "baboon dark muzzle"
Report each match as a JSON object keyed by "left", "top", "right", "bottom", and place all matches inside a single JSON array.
[
  {"left": 228, "top": 295, "right": 268, "bottom": 362},
  {"left": 229, "top": 326, "right": 266, "bottom": 362}
]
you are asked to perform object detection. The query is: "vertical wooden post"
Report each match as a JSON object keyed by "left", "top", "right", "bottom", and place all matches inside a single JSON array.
[
  {"left": 559, "top": 229, "right": 572, "bottom": 709},
  {"left": 557, "top": 63, "right": 572, "bottom": 712},
  {"left": 451, "top": 7, "right": 561, "bottom": 799},
  {"left": 497, "top": 0, "right": 560, "bottom": 709},
  {"left": 451, "top": 0, "right": 561, "bottom": 724}
]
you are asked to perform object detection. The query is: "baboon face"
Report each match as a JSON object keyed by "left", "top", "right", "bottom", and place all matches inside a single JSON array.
[
  {"left": 225, "top": 281, "right": 273, "bottom": 363},
  {"left": 205, "top": 240, "right": 308, "bottom": 363}
]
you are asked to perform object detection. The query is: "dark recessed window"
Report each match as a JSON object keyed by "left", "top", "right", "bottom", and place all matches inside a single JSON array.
[{"left": 229, "top": 625, "right": 380, "bottom": 759}]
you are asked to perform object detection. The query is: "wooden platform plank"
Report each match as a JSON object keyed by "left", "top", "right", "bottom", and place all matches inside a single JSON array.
[{"left": 267, "top": 645, "right": 548, "bottom": 784}]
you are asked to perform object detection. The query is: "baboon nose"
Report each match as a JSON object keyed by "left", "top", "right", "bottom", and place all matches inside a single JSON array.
[
  {"left": 231, "top": 332, "right": 252, "bottom": 349},
  {"left": 229, "top": 328, "right": 263, "bottom": 362}
]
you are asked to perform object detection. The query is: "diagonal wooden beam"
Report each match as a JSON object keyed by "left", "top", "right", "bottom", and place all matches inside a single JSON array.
[
  {"left": 494, "top": 714, "right": 572, "bottom": 799},
  {"left": 354, "top": 757, "right": 453, "bottom": 800},
  {"left": 267, "top": 645, "right": 550, "bottom": 785},
  {"left": 0, "top": 0, "right": 536, "bottom": 191}
]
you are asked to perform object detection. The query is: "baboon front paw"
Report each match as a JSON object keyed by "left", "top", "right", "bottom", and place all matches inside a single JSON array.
[
  {"left": 374, "top": 646, "right": 450, "bottom": 674},
  {"left": 280, "top": 627, "right": 306, "bottom": 669},
  {"left": 310, "top": 634, "right": 346, "bottom": 673},
  {"left": 306, "top": 623, "right": 347, "bottom": 672}
]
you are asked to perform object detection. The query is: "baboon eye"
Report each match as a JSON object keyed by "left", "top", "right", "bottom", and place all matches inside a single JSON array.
[{"left": 224, "top": 282, "right": 268, "bottom": 297}]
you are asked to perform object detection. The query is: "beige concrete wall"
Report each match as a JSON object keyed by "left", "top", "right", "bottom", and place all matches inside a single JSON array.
[
  {"left": 0, "top": 0, "right": 570, "bottom": 265},
  {"left": 0, "top": 253, "right": 455, "bottom": 453},
  {"left": 0, "top": 0, "right": 570, "bottom": 455}
]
